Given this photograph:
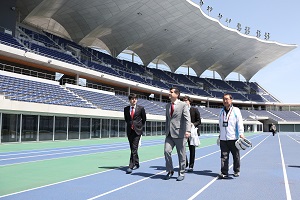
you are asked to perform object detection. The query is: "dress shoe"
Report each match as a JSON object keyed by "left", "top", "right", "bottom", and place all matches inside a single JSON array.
[
  {"left": 187, "top": 168, "right": 193, "bottom": 172},
  {"left": 218, "top": 173, "right": 228, "bottom": 179},
  {"left": 132, "top": 165, "right": 139, "bottom": 170},
  {"left": 126, "top": 168, "right": 132, "bottom": 174},
  {"left": 164, "top": 171, "right": 174, "bottom": 180},
  {"left": 233, "top": 172, "right": 240, "bottom": 177},
  {"left": 176, "top": 175, "right": 185, "bottom": 181}
]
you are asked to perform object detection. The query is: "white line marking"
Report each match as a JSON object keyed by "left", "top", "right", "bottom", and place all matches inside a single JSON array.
[
  {"left": 0, "top": 168, "right": 115, "bottom": 199},
  {"left": 87, "top": 150, "right": 220, "bottom": 200},
  {"left": 287, "top": 134, "right": 300, "bottom": 144},
  {"left": 0, "top": 144, "right": 130, "bottom": 161},
  {"left": 87, "top": 171, "right": 166, "bottom": 200},
  {"left": 188, "top": 134, "right": 270, "bottom": 200},
  {"left": 0, "top": 147, "right": 128, "bottom": 167},
  {"left": 0, "top": 144, "right": 121, "bottom": 157},
  {"left": 0, "top": 141, "right": 217, "bottom": 197},
  {"left": 0, "top": 140, "right": 162, "bottom": 157},
  {"left": 277, "top": 133, "right": 292, "bottom": 200},
  {"left": 0, "top": 141, "right": 163, "bottom": 167},
  {"left": 0, "top": 135, "right": 257, "bottom": 198},
  {"left": 0, "top": 155, "right": 167, "bottom": 199}
]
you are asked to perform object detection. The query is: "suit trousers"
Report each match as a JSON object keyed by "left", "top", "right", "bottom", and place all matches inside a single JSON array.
[
  {"left": 220, "top": 140, "right": 240, "bottom": 175},
  {"left": 186, "top": 138, "right": 196, "bottom": 168},
  {"left": 127, "top": 129, "right": 141, "bottom": 169},
  {"left": 164, "top": 135, "right": 187, "bottom": 176}
]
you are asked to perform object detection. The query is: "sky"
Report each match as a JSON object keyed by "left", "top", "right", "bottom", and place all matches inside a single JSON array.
[{"left": 189, "top": 0, "right": 300, "bottom": 103}]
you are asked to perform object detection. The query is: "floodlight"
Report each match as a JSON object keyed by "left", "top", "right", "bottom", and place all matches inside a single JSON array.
[
  {"left": 256, "top": 30, "right": 261, "bottom": 38},
  {"left": 264, "top": 32, "right": 270, "bottom": 40},
  {"left": 207, "top": 6, "right": 213, "bottom": 15},
  {"left": 218, "top": 13, "right": 222, "bottom": 20},
  {"left": 225, "top": 18, "right": 231, "bottom": 27},
  {"left": 199, "top": 0, "right": 204, "bottom": 7},
  {"left": 245, "top": 26, "right": 250, "bottom": 35},
  {"left": 237, "top": 23, "right": 242, "bottom": 32}
]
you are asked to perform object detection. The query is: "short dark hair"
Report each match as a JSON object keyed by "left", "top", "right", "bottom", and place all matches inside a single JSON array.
[
  {"left": 182, "top": 95, "right": 192, "bottom": 103},
  {"left": 170, "top": 87, "right": 180, "bottom": 99},
  {"left": 223, "top": 93, "right": 233, "bottom": 100},
  {"left": 128, "top": 93, "right": 137, "bottom": 100}
]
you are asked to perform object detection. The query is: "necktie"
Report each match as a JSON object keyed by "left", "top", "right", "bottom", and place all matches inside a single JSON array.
[
  {"left": 131, "top": 106, "right": 134, "bottom": 129},
  {"left": 170, "top": 103, "right": 174, "bottom": 117}
]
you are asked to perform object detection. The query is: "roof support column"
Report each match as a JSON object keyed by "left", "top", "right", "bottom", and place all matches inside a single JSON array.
[
  {"left": 132, "top": 53, "right": 134, "bottom": 63},
  {"left": 128, "top": 87, "right": 131, "bottom": 95},
  {"left": 111, "top": 49, "right": 117, "bottom": 58},
  {"left": 253, "top": 125, "right": 257, "bottom": 132},
  {"left": 76, "top": 74, "right": 79, "bottom": 85}
]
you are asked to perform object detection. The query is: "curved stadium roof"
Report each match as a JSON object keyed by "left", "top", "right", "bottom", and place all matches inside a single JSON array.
[{"left": 16, "top": 0, "right": 297, "bottom": 81}]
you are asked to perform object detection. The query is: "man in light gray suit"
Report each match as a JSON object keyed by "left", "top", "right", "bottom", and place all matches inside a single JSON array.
[{"left": 164, "top": 87, "right": 191, "bottom": 181}]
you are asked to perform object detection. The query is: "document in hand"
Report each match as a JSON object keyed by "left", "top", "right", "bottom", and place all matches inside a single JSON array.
[{"left": 190, "top": 125, "right": 200, "bottom": 146}]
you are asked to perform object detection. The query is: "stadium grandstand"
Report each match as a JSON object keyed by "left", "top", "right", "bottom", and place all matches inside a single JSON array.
[{"left": 0, "top": 0, "right": 299, "bottom": 144}]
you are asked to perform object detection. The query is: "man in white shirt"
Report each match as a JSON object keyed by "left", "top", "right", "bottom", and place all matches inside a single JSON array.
[{"left": 218, "top": 94, "right": 244, "bottom": 179}]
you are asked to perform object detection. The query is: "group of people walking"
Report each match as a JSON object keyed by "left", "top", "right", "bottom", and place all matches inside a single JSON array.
[{"left": 124, "top": 87, "right": 245, "bottom": 181}]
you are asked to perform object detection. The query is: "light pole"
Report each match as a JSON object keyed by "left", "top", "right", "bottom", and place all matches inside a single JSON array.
[
  {"left": 245, "top": 26, "right": 250, "bottom": 35},
  {"left": 264, "top": 32, "right": 270, "bottom": 40},
  {"left": 218, "top": 13, "right": 223, "bottom": 21},
  {"left": 225, "top": 18, "right": 231, "bottom": 27},
  {"left": 237, "top": 23, "right": 242, "bottom": 32},
  {"left": 207, "top": 6, "right": 213, "bottom": 16},
  {"left": 256, "top": 30, "right": 261, "bottom": 38},
  {"left": 199, "top": 0, "right": 204, "bottom": 7}
]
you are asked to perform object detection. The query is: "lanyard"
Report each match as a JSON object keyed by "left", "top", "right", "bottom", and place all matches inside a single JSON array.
[{"left": 222, "top": 106, "right": 233, "bottom": 122}]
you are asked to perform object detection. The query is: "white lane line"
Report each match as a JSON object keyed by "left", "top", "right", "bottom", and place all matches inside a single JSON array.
[
  {"left": 0, "top": 141, "right": 163, "bottom": 167},
  {"left": 87, "top": 171, "right": 165, "bottom": 200},
  {"left": 188, "top": 134, "right": 270, "bottom": 200},
  {"left": 0, "top": 136, "right": 257, "bottom": 199},
  {"left": 0, "top": 144, "right": 124, "bottom": 157},
  {"left": 1, "top": 136, "right": 224, "bottom": 166},
  {"left": 287, "top": 134, "right": 300, "bottom": 144},
  {"left": 87, "top": 150, "right": 220, "bottom": 200},
  {"left": 0, "top": 144, "right": 130, "bottom": 161},
  {"left": 0, "top": 140, "right": 162, "bottom": 160},
  {"left": 0, "top": 147, "right": 128, "bottom": 167},
  {"left": 0, "top": 168, "right": 116, "bottom": 199},
  {"left": 278, "top": 133, "right": 292, "bottom": 200},
  {"left": 86, "top": 134, "right": 263, "bottom": 199},
  {"left": 0, "top": 155, "right": 168, "bottom": 199},
  {"left": 0, "top": 140, "right": 162, "bottom": 157}
]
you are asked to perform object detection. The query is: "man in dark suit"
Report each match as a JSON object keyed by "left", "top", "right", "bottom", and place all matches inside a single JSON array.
[
  {"left": 124, "top": 93, "right": 146, "bottom": 174},
  {"left": 183, "top": 96, "right": 201, "bottom": 172},
  {"left": 164, "top": 87, "right": 191, "bottom": 181}
]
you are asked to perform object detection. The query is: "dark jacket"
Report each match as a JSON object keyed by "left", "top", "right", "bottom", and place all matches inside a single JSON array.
[
  {"left": 190, "top": 107, "right": 201, "bottom": 127},
  {"left": 190, "top": 107, "right": 201, "bottom": 135},
  {"left": 124, "top": 105, "right": 146, "bottom": 135},
  {"left": 270, "top": 124, "right": 276, "bottom": 133}
]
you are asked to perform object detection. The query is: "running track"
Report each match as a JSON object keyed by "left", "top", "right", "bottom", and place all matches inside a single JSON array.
[{"left": 0, "top": 132, "right": 299, "bottom": 200}]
